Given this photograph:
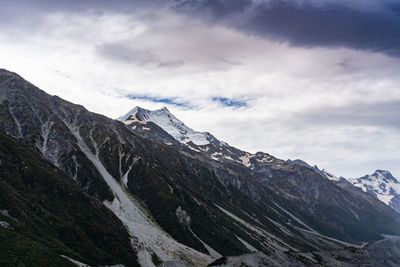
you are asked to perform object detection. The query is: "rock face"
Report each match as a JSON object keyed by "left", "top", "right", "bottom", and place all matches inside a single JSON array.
[
  {"left": 286, "top": 159, "right": 340, "bottom": 181},
  {"left": 348, "top": 170, "right": 400, "bottom": 214},
  {"left": 0, "top": 130, "right": 138, "bottom": 266},
  {"left": 2, "top": 69, "right": 400, "bottom": 266}
]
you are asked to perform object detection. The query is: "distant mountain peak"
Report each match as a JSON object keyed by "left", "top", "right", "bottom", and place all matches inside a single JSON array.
[
  {"left": 372, "top": 169, "right": 398, "bottom": 183},
  {"left": 357, "top": 169, "right": 399, "bottom": 184},
  {"left": 347, "top": 170, "right": 400, "bottom": 212},
  {"left": 118, "top": 106, "right": 219, "bottom": 146}
]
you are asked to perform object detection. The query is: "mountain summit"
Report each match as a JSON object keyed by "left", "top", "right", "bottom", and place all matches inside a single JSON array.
[
  {"left": 348, "top": 170, "right": 400, "bottom": 213},
  {"left": 118, "top": 106, "right": 219, "bottom": 146}
]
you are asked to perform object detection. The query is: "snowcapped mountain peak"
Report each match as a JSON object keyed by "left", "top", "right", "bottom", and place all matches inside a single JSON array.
[
  {"left": 347, "top": 170, "right": 400, "bottom": 212},
  {"left": 117, "top": 106, "right": 144, "bottom": 121},
  {"left": 118, "top": 106, "right": 219, "bottom": 146},
  {"left": 372, "top": 170, "right": 399, "bottom": 183},
  {"left": 355, "top": 170, "right": 399, "bottom": 185}
]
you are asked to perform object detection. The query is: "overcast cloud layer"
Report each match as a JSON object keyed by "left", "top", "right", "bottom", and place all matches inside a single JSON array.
[{"left": 0, "top": 0, "right": 399, "bottom": 177}]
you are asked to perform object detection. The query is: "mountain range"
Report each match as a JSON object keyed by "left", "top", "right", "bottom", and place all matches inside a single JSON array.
[
  {"left": 120, "top": 106, "right": 400, "bottom": 215},
  {"left": 287, "top": 159, "right": 400, "bottom": 215},
  {"left": 1, "top": 69, "right": 400, "bottom": 266}
]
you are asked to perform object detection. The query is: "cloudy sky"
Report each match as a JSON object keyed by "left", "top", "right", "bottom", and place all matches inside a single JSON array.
[{"left": 1, "top": 0, "right": 399, "bottom": 177}]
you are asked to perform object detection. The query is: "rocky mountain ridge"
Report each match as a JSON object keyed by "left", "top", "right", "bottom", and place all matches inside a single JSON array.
[
  {"left": 287, "top": 159, "right": 400, "bottom": 215},
  {"left": 116, "top": 103, "right": 400, "bottom": 246},
  {"left": 2, "top": 69, "right": 400, "bottom": 266}
]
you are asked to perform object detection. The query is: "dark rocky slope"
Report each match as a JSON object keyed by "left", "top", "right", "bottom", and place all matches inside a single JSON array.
[
  {"left": 0, "top": 130, "right": 139, "bottom": 266},
  {"left": 1, "top": 69, "right": 400, "bottom": 266}
]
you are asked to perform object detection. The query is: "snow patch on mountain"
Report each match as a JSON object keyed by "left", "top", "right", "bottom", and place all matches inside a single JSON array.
[
  {"left": 118, "top": 106, "right": 218, "bottom": 146},
  {"left": 377, "top": 194, "right": 394, "bottom": 205},
  {"left": 239, "top": 154, "right": 253, "bottom": 167}
]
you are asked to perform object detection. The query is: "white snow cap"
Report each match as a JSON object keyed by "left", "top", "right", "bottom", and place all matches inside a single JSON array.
[
  {"left": 118, "top": 106, "right": 217, "bottom": 146},
  {"left": 348, "top": 170, "right": 400, "bottom": 205}
]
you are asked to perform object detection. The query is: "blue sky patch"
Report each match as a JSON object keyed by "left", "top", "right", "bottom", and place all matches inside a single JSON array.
[
  {"left": 127, "top": 95, "right": 189, "bottom": 107},
  {"left": 212, "top": 97, "right": 247, "bottom": 108}
]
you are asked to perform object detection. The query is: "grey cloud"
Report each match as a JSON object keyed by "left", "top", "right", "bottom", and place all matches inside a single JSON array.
[
  {"left": 0, "top": 0, "right": 144, "bottom": 12},
  {"left": 183, "top": 0, "right": 253, "bottom": 17},
  {"left": 3, "top": 0, "right": 400, "bottom": 58},
  {"left": 178, "top": 0, "right": 400, "bottom": 58},
  {"left": 98, "top": 43, "right": 185, "bottom": 69},
  {"left": 0, "top": 0, "right": 149, "bottom": 26},
  {"left": 299, "top": 101, "right": 400, "bottom": 128},
  {"left": 245, "top": 1, "right": 400, "bottom": 57}
]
